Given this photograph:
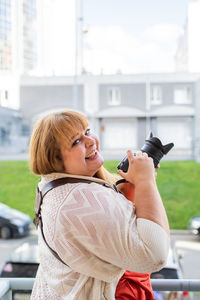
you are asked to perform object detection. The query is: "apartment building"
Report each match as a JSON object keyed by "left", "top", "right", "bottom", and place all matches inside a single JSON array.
[
  {"left": 0, "top": 105, "right": 29, "bottom": 153},
  {"left": 0, "top": 0, "right": 37, "bottom": 74},
  {"left": 20, "top": 72, "right": 200, "bottom": 162},
  {"left": 175, "top": 1, "right": 200, "bottom": 72},
  {"left": 0, "top": 0, "right": 38, "bottom": 153}
]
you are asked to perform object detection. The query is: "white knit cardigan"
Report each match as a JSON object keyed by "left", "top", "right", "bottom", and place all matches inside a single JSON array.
[{"left": 31, "top": 172, "right": 169, "bottom": 300}]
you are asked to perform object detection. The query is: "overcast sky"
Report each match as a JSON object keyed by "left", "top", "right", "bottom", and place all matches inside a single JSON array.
[{"left": 47, "top": 0, "right": 197, "bottom": 75}]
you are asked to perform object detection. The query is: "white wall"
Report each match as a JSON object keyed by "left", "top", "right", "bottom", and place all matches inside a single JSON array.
[
  {"left": 0, "top": 75, "right": 20, "bottom": 109},
  {"left": 188, "top": 2, "right": 200, "bottom": 72}
]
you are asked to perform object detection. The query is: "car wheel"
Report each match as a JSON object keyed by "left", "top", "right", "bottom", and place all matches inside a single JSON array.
[{"left": 0, "top": 226, "right": 12, "bottom": 239}]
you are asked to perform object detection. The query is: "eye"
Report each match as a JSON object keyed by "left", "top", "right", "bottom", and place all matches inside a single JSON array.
[
  {"left": 72, "top": 138, "right": 80, "bottom": 146},
  {"left": 85, "top": 128, "right": 90, "bottom": 135}
]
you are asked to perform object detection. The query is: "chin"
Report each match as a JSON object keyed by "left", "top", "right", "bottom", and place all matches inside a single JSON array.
[
  {"left": 98, "top": 157, "right": 104, "bottom": 169},
  {"left": 90, "top": 163, "right": 104, "bottom": 177}
]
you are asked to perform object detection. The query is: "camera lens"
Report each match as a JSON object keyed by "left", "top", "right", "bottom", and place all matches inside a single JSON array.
[{"left": 117, "top": 132, "right": 174, "bottom": 172}]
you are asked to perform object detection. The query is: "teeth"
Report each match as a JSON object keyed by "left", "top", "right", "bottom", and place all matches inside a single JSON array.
[{"left": 86, "top": 151, "right": 96, "bottom": 159}]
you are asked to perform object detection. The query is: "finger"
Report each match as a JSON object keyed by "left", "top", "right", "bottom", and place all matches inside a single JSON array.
[
  {"left": 142, "top": 152, "right": 148, "bottom": 157},
  {"left": 135, "top": 151, "right": 143, "bottom": 157},
  {"left": 126, "top": 150, "right": 135, "bottom": 163},
  {"left": 117, "top": 169, "right": 127, "bottom": 179}
]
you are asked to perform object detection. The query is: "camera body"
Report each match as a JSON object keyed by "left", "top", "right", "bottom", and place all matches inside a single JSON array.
[{"left": 117, "top": 132, "right": 174, "bottom": 172}]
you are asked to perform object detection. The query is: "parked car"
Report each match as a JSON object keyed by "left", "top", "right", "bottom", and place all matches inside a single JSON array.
[
  {"left": 151, "top": 247, "right": 192, "bottom": 300},
  {"left": 0, "top": 241, "right": 39, "bottom": 278},
  {"left": 188, "top": 215, "right": 200, "bottom": 235},
  {"left": 0, "top": 203, "right": 32, "bottom": 239}
]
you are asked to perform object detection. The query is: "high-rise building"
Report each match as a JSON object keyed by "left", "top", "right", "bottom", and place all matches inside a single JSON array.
[
  {"left": 0, "top": 0, "right": 37, "bottom": 74},
  {"left": 0, "top": 0, "right": 12, "bottom": 71},
  {"left": 175, "top": 1, "right": 200, "bottom": 72},
  {"left": 0, "top": 0, "right": 37, "bottom": 110},
  {"left": 21, "top": 0, "right": 37, "bottom": 73}
]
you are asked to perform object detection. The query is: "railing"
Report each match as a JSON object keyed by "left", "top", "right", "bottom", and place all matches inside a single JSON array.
[
  {"left": 1, "top": 278, "right": 200, "bottom": 299},
  {"left": 0, "top": 278, "right": 34, "bottom": 300}
]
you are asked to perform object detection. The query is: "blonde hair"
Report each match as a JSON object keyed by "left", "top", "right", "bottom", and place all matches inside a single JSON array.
[{"left": 29, "top": 110, "right": 117, "bottom": 184}]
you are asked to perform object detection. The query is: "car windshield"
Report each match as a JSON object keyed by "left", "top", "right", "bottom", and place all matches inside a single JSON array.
[{"left": 0, "top": 203, "right": 12, "bottom": 217}]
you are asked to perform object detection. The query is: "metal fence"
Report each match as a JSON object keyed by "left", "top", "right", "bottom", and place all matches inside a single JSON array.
[
  {"left": 1, "top": 278, "right": 200, "bottom": 299},
  {"left": 0, "top": 278, "right": 33, "bottom": 299}
]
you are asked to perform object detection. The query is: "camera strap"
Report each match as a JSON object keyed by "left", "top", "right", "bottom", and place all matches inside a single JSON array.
[{"left": 34, "top": 176, "right": 121, "bottom": 267}]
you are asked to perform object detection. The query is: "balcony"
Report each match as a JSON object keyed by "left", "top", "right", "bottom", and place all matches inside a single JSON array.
[
  {"left": 0, "top": 278, "right": 33, "bottom": 299},
  {"left": 1, "top": 278, "right": 200, "bottom": 299}
]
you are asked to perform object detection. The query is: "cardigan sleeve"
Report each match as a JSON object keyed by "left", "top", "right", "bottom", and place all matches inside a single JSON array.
[{"left": 53, "top": 182, "right": 170, "bottom": 279}]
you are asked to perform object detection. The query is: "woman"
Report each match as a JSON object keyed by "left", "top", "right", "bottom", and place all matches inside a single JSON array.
[{"left": 29, "top": 110, "right": 170, "bottom": 300}]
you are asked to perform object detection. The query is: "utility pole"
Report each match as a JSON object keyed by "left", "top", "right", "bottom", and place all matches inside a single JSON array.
[
  {"left": 73, "top": 0, "right": 83, "bottom": 110},
  {"left": 145, "top": 78, "right": 151, "bottom": 135}
]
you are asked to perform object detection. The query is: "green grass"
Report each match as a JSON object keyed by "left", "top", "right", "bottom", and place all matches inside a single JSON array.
[
  {"left": 0, "top": 160, "right": 200, "bottom": 229},
  {"left": 0, "top": 161, "right": 40, "bottom": 219},
  {"left": 105, "top": 160, "right": 200, "bottom": 229}
]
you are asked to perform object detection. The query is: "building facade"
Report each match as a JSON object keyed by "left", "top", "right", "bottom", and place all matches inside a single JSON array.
[
  {"left": 0, "top": 0, "right": 38, "bottom": 153},
  {"left": 0, "top": 0, "right": 37, "bottom": 74},
  {"left": 20, "top": 72, "right": 200, "bottom": 162},
  {"left": 0, "top": 106, "right": 28, "bottom": 154},
  {"left": 0, "top": 0, "right": 12, "bottom": 71},
  {"left": 175, "top": 1, "right": 200, "bottom": 72}
]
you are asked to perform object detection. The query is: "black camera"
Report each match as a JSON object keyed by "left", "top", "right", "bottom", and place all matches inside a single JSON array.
[{"left": 117, "top": 132, "right": 174, "bottom": 172}]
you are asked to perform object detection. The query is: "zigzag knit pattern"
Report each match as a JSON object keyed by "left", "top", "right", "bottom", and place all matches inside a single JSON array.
[{"left": 31, "top": 172, "right": 169, "bottom": 300}]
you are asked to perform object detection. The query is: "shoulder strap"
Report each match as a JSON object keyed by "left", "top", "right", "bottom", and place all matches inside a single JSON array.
[
  {"left": 41, "top": 177, "right": 98, "bottom": 198},
  {"left": 34, "top": 176, "right": 120, "bottom": 267}
]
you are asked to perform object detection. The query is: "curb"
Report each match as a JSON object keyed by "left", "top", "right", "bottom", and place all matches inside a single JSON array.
[{"left": 170, "top": 230, "right": 191, "bottom": 235}]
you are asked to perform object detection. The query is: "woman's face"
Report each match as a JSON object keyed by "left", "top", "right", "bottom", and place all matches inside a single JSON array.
[{"left": 61, "top": 127, "right": 104, "bottom": 177}]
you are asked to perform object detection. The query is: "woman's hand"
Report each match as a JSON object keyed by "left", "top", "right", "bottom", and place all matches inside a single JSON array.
[
  {"left": 118, "top": 150, "right": 169, "bottom": 236},
  {"left": 117, "top": 150, "right": 156, "bottom": 187}
]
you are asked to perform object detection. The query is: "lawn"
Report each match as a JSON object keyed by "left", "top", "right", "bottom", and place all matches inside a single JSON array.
[{"left": 0, "top": 160, "right": 200, "bottom": 229}]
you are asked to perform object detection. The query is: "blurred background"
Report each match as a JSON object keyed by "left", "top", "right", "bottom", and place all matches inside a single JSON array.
[
  {"left": 0, "top": 0, "right": 200, "bottom": 161},
  {"left": 1, "top": 3, "right": 200, "bottom": 298}
]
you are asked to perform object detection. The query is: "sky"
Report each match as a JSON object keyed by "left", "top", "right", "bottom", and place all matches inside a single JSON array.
[{"left": 45, "top": 0, "right": 198, "bottom": 75}]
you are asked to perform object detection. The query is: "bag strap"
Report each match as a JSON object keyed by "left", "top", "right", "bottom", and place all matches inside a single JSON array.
[
  {"left": 41, "top": 176, "right": 105, "bottom": 198},
  {"left": 34, "top": 176, "right": 120, "bottom": 267}
]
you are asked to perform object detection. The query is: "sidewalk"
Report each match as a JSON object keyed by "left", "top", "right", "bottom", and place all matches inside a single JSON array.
[
  {"left": 0, "top": 152, "right": 29, "bottom": 161},
  {"left": 171, "top": 230, "right": 191, "bottom": 235}
]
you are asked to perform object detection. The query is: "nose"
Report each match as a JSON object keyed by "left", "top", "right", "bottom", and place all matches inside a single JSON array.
[{"left": 84, "top": 135, "right": 95, "bottom": 147}]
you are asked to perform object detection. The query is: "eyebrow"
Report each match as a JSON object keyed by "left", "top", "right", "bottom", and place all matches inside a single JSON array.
[
  {"left": 71, "top": 127, "right": 88, "bottom": 140},
  {"left": 71, "top": 131, "right": 82, "bottom": 140}
]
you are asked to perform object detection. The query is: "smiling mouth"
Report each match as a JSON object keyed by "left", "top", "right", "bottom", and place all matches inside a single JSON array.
[{"left": 85, "top": 151, "right": 97, "bottom": 159}]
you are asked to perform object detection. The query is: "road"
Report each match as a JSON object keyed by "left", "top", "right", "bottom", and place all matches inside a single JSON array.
[
  {"left": 171, "top": 231, "right": 200, "bottom": 279},
  {"left": 0, "top": 230, "right": 200, "bottom": 279}
]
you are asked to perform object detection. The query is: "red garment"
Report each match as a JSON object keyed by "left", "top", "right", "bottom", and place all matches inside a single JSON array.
[
  {"left": 115, "top": 271, "right": 154, "bottom": 300},
  {"left": 115, "top": 184, "right": 154, "bottom": 299}
]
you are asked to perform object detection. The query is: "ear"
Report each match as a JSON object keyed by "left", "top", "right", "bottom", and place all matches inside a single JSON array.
[{"left": 52, "top": 148, "right": 65, "bottom": 172}]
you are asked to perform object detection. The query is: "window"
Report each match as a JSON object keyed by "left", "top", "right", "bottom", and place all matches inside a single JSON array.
[
  {"left": 21, "top": 124, "right": 30, "bottom": 136},
  {"left": 108, "top": 87, "right": 121, "bottom": 105},
  {"left": 174, "top": 86, "right": 192, "bottom": 104},
  {"left": 102, "top": 119, "right": 137, "bottom": 150},
  {"left": 0, "top": 90, "right": 9, "bottom": 107},
  {"left": 157, "top": 117, "right": 192, "bottom": 149},
  {"left": 150, "top": 85, "right": 162, "bottom": 105}
]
